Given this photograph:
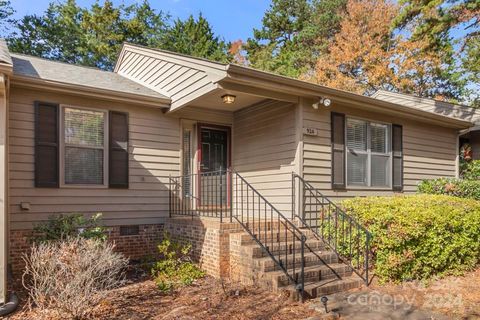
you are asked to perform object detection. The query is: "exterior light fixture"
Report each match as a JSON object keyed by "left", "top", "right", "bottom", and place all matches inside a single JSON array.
[
  {"left": 222, "top": 94, "right": 236, "bottom": 104},
  {"left": 312, "top": 97, "right": 332, "bottom": 109}
]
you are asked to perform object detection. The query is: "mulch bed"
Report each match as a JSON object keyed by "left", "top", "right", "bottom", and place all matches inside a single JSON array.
[
  {"left": 6, "top": 275, "right": 314, "bottom": 320},
  {"left": 5, "top": 266, "right": 480, "bottom": 319}
]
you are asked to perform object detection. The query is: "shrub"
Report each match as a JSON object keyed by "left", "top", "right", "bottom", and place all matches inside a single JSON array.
[
  {"left": 22, "top": 237, "right": 128, "bottom": 319},
  {"left": 461, "top": 159, "right": 480, "bottom": 180},
  {"left": 418, "top": 178, "right": 480, "bottom": 200},
  {"left": 32, "top": 213, "right": 107, "bottom": 243},
  {"left": 342, "top": 195, "right": 480, "bottom": 283},
  {"left": 151, "top": 234, "right": 205, "bottom": 292}
]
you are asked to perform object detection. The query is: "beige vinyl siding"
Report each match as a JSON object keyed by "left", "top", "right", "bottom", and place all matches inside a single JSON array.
[
  {"left": 116, "top": 47, "right": 226, "bottom": 110},
  {"left": 9, "top": 87, "right": 180, "bottom": 229},
  {"left": 302, "top": 103, "right": 457, "bottom": 202},
  {"left": 233, "top": 100, "right": 299, "bottom": 215}
]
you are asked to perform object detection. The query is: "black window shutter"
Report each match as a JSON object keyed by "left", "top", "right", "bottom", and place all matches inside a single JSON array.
[
  {"left": 35, "top": 102, "right": 59, "bottom": 188},
  {"left": 392, "top": 124, "right": 403, "bottom": 191},
  {"left": 109, "top": 111, "right": 129, "bottom": 188},
  {"left": 331, "top": 112, "right": 346, "bottom": 189}
]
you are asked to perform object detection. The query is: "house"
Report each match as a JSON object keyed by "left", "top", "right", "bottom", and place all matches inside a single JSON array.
[{"left": 0, "top": 39, "right": 474, "bottom": 302}]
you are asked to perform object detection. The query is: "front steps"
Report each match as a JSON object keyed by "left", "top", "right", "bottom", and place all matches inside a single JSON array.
[{"left": 229, "top": 225, "right": 364, "bottom": 300}]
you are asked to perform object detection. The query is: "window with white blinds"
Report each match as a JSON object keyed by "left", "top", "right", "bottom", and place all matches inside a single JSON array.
[
  {"left": 346, "top": 118, "right": 391, "bottom": 187},
  {"left": 63, "top": 107, "right": 107, "bottom": 185}
]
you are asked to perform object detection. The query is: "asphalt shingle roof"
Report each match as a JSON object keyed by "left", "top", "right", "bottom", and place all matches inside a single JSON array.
[{"left": 11, "top": 53, "right": 169, "bottom": 101}]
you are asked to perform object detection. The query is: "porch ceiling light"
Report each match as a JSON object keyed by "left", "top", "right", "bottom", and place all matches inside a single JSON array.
[{"left": 222, "top": 94, "right": 236, "bottom": 104}]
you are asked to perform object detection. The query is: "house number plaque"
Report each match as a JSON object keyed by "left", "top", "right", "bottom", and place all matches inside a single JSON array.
[{"left": 303, "top": 127, "right": 319, "bottom": 136}]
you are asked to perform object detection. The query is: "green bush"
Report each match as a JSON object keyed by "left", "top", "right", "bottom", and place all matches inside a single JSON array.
[
  {"left": 32, "top": 213, "right": 107, "bottom": 243},
  {"left": 151, "top": 234, "right": 205, "bottom": 292},
  {"left": 342, "top": 195, "right": 480, "bottom": 283},
  {"left": 461, "top": 160, "right": 480, "bottom": 180},
  {"left": 418, "top": 178, "right": 480, "bottom": 200}
]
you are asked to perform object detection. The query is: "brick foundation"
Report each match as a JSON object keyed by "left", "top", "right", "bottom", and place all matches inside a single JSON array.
[
  {"left": 164, "top": 216, "right": 243, "bottom": 278},
  {"left": 9, "top": 224, "right": 165, "bottom": 274},
  {"left": 9, "top": 218, "right": 246, "bottom": 280}
]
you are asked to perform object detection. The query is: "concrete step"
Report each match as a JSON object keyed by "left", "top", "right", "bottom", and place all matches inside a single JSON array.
[
  {"left": 254, "top": 250, "right": 339, "bottom": 272},
  {"left": 298, "top": 276, "right": 364, "bottom": 299},
  {"left": 270, "top": 263, "right": 354, "bottom": 288}
]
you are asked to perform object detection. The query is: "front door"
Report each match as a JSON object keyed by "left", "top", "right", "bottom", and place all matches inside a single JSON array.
[{"left": 198, "top": 126, "right": 229, "bottom": 207}]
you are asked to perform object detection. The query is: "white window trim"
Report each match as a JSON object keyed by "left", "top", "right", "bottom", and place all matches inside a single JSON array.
[
  {"left": 345, "top": 116, "right": 392, "bottom": 189},
  {"left": 59, "top": 105, "right": 109, "bottom": 188}
]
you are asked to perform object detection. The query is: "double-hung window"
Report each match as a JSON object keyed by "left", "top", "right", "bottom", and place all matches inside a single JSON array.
[
  {"left": 62, "top": 106, "right": 108, "bottom": 186},
  {"left": 346, "top": 118, "right": 391, "bottom": 187}
]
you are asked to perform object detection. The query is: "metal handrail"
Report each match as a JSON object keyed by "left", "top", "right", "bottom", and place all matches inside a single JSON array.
[
  {"left": 233, "top": 170, "right": 306, "bottom": 300},
  {"left": 169, "top": 169, "right": 230, "bottom": 221},
  {"left": 292, "top": 173, "right": 372, "bottom": 285},
  {"left": 169, "top": 169, "right": 307, "bottom": 299}
]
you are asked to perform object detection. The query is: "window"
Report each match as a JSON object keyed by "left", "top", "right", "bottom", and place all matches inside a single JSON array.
[
  {"left": 62, "top": 107, "right": 107, "bottom": 185},
  {"left": 346, "top": 118, "right": 391, "bottom": 187}
]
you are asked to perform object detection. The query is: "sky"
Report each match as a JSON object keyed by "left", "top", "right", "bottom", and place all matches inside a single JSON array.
[{"left": 10, "top": 0, "right": 271, "bottom": 42}]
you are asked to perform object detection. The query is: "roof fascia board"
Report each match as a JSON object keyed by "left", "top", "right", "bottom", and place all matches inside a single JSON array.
[
  {"left": 11, "top": 75, "right": 170, "bottom": 108},
  {"left": 217, "top": 80, "right": 298, "bottom": 103},
  {"left": 0, "top": 64, "right": 12, "bottom": 76}
]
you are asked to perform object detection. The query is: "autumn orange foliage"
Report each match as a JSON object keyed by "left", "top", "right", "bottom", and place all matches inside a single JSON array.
[{"left": 312, "top": 0, "right": 444, "bottom": 97}]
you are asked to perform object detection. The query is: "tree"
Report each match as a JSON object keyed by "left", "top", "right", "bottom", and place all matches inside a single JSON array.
[
  {"left": 312, "top": 0, "right": 463, "bottom": 99},
  {"left": 395, "top": 0, "right": 479, "bottom": 104},
  {"left": 245, "top": 0, "right": 346, "bottom": 78},
  {"left": 8, "top": 0, "right": 168, "bottom": 70},
  {"left": 0, "top": 0, "right": 14, "bottom": 34},
  {"left": 160, "top": 14, "right": 232, "bottom": 63},
  {"left": 245, "top": 0, "right": 313, "bottom": 78},
  {"left": 7, "top": 1, "right": 230, "bottom": 70}
]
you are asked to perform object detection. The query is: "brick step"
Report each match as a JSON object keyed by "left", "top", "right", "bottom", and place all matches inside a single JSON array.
[
  {"left": 253, "top": 250, "right": 339, "bottom": 272},
  {"left": 247, "top": 240, "right": 327, "bottom": 258},
  {"left": 289, "top": 276, "right": 364, "bottom": 300},
  {"left": 232, "top": 220, "right": 302, "bottom": 231},
  {"left": 270, "top": 263, "right": 353, "bottom": 288},
  {"left": 240, "top": 229, "right": 316, "bottom": 245}
]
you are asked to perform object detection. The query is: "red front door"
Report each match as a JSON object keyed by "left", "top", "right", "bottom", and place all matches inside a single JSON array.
[{"left": 198, "top": 125, "right": 230, "bottom": 208}]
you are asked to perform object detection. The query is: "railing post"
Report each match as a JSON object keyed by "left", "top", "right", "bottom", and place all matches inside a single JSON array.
[
  {"left": 220, "top": 170, "right": 223, "bottom": 223},
  {"left": 300, "top": 234, "right": 306, "bottom": 302},
  {"left": 365, "top": 232, "right": 370, "bottom": 285},
  {"left": 229, "top": 169, "right": 233, "bottom": 223},
  {"left": 169, "top": 175, "right": 172, "bottom": 218}
]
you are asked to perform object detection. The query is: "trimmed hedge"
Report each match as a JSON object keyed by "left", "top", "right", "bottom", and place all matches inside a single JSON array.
[
  {"left": 418, "top": 178, "right": 480, "bottom": 200},
  {"left": 342, "top": 195, "right": 480, "bottom": 283}
]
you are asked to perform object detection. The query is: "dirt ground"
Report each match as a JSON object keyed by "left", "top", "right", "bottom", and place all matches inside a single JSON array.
[{"left": 5, "top": 267, "right": 480, "bottom": 320}]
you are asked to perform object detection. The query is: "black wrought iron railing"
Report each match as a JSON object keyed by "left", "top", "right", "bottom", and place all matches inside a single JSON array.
[
  {"left": 232, "top": 171, "right": 306, "bottom": 300},
  {"left": 169, "top": 169, "right": 231, "bottom": 222},
  {"left": 169, "top": 169, "right": 307, "bottom": 299},
  {"left": 292, "top": 173, "right": 372, "bottom": 285}
]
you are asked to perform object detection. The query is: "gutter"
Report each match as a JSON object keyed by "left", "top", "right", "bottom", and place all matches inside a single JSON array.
[{"left": 10, "top": 75, "right": 171, "bottom": 109}]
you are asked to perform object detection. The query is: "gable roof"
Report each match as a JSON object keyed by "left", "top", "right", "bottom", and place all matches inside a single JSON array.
[
  {"left": 10, "top": 53, "right": 170, "bottom": 107},
  {"left": 372, "top": 90, "right": 480, "bottom": 125},
  {"left": 114, "top": 43, "right": 472, "bottom": 129}
]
